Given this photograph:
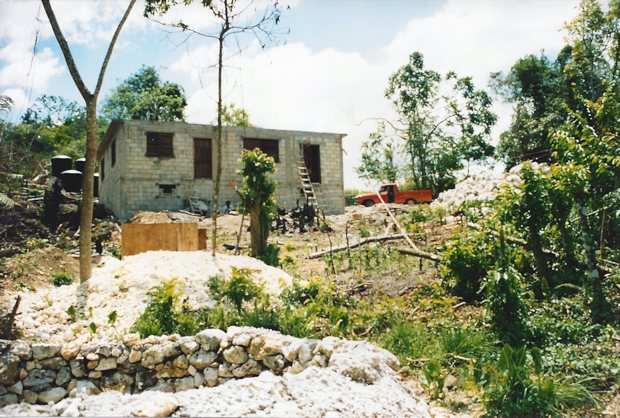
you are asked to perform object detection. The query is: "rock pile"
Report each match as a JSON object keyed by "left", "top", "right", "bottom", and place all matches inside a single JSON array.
[
  {"left": 0, "top": 326, "right": 401, "bottom": 408},
  {"left": 431, "top": 167, "right": 521, "bottom": 213},
  {"left": 6, "top": 252, "right": 292, "bottom": 346}
]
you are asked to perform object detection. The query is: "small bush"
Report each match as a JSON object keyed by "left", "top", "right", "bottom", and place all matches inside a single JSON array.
[
  {"left": 422, "top": 359, "right": 445, "bottom": 399},
  {"left": 208, "top": 267, "right": 265, "bottom": 312},
  {"left": 441, "top": 327, "right": 495, "bottom": 362},
  {"left": 281, "top": 277, "right": 322, "bottom": 306},
  {"left": 485, "top": 267, "right": 530, "bottom": 346},
  {"left": 483, "top": 344, "right": 595, "bottom": 417},
  {"left": 257, "top": 243, "right": 280, "bottom": 267},
  {"left": 51, "top": 272, "right": 73, "bottom": 287},
  {"left": 132, "top": 279, "right": 200, "bottom": 338},
  {"left": 442, "top": 230, "right": 495, "bottom": 302}
]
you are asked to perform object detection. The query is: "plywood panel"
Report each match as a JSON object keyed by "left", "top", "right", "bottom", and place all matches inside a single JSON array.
[
  {"left": 121, "top": 223, "right": 199, "bottom": 257},
  {"left": 198, "top": 227, "right": 208, "bottom": 251}
]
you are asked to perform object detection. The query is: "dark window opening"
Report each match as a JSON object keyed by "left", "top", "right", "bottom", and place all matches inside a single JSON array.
[
  {"left": 194, "top": 138, "right": 213, "bottom": 179},
  {"left": 100, "top": 158, "right": 105, "bottom": 180},
  {"left": 146, "top": 132, "right": 174, "bottom": 158},
  {"left": 243, "top": 138, "right": 279, "bottom": 162},
  {"left": 159, "top": 184, "right": 176, "bottom": 195},
  {"left": 303, "top": 144, "right": 321, "bottom": 183},
  {"left": 111, "top": 139, "right": 116, "bottom": 166}
]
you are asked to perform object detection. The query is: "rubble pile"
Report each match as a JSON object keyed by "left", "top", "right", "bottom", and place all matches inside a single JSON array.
[
  {"left": 6, "top": 252, "right": 292, "bottom": 346},
  {"left": 431, "top": 168, "right": 522, "bottom": 212}
]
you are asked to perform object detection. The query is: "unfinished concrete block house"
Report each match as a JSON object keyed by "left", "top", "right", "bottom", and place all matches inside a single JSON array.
[{"left": 97, "top": 120, "right": 346, "bottom": 220}]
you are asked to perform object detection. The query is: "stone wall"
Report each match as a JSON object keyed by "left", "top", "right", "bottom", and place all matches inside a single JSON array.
[
  {"left": 98, "top": 121, "right": 346, "bottom": 220},
  {"left": 0, "top": 327, "right": 398, "bottom": 407}
]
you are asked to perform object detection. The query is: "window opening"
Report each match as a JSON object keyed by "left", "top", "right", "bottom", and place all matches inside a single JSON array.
[
  {"left": 159, "top": 184, "right": 176, "bottom": 195},
  {"left": 243, "top": 138, "right": 279, "bottom": 162},
  {"left": 146, "top": 132, "right": 174, "bottom": 158},
  {"left": 194, "top": 138, "right": 213, "bottom": 179}
]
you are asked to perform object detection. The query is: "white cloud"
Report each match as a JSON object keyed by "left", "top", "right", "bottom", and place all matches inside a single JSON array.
[
  {"left": 1, "top": 88, "right": 30, "bottom": 122},
  {"left": 0, "top": 0, "right": 583, "bottom": 189},
  {"left": 167, "top": 1, "right": 582, "bottom": 188}
]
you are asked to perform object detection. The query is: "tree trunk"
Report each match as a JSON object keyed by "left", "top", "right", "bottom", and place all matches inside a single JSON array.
[
  {"left": 576, "top": 200, "right": 610, "bottom": 323},
  {"left": 211, "top": 31, "right": 225, "bottom": 256},
  {"left": 558, "top": 221, "right": 580, "bottom": 276},
  {"left": 41, "top": 0, "right": 135, "bottom": 281},
  {"left": 526, "top": 217, "right": 551, "bottom": 298},
  {"left": 249, "top": 203, "right": 264, "bottom": 257},
  {"left": 79, "top": 99, "right": 98, "bottom": 281}
]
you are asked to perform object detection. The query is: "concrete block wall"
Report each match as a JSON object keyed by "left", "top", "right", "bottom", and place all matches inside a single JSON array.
[{"left": 98, "top": 121, "right": 345, "bottom": 220}]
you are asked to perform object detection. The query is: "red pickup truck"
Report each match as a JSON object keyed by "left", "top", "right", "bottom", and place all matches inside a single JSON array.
[{"left": 355, "top": 183, "right": 432, "bottom": 206}]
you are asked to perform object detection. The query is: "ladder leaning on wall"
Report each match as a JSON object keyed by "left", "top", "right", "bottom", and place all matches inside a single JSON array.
[{"left": 297, "top": 143, "right": 322, "bottom": 212}]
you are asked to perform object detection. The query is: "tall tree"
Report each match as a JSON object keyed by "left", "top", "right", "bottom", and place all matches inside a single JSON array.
[
  {"left": 145, "top": 0, "right": 285, "bottom": 256},
  {"left": 42, "top": 0, "right": 136, "bottom": 282},
  {"left": 491, "top": 55, "right": 566, "bottom": 168},
  {"left": 493, "top": 0, "right": 619, "bottom": 322},
  {"left": 359, "top": 52, "right": 496, "bottom": 194},
  {"left": 102, "top": 66, "right": 187, "bottom": 121},
  {"left": 220, "top": 102, "right": 253, "bottom": 127},
  {"left": 238, "top": 148, "right": 276, "bottom": 258}
]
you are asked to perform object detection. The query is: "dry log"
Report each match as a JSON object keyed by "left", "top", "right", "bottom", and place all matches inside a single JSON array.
[
  {"left": 308, "top": 233, "right": 417, "bottom": 259},
  {"left": 396, "top": 247, "right": 442, "bottom": 262}
]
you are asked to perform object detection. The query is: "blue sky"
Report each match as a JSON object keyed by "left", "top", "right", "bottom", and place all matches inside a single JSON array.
[{"left": 0, "top": 0, "right": 582, "bottom": 188}]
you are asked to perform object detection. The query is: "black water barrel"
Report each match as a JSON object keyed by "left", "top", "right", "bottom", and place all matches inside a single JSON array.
[
  {"left": 51, "top": 155, "right": 72, "bottom": 177},
  {"left": 75, "top": 158, "right": 86, "bottom": 173},
  {"left": 61, "top": 170, "right": 82, "bottom": 193},
  {"left": 93, "top": 173, "right": 99, "bottom": 198}
]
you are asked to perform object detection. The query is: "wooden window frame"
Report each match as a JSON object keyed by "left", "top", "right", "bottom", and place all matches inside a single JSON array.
[
  {"left": 146, "top": 132, "right": 174, "bottom": 158},
  {"left": 243, "top": 138, "right": 280, "bottom": 163},
  {"left": 194, "top": 137, "right": 213, "bottom": 179}
]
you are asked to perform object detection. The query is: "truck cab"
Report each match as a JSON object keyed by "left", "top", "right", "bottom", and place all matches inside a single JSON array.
[{"left": 354, "top": 183, "right": 432, "bottom": 207}]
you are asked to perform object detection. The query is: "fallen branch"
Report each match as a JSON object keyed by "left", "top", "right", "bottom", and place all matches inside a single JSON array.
[
  {"left": 397, "top": 247, "right": 442, "bottom": 263},
  {"left": 308, "top": 233, "right": 418, "bottom": 259}
]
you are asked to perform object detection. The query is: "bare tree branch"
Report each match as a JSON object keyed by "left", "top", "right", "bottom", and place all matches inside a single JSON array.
[
  {"left": 94, "top": 0, "right": 138, "bottom": 96},
  {"left": 41, "top": 0, "right": 92, "bottom": 101}
]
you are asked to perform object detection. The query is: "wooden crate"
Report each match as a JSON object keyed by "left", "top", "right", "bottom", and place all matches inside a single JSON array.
[{"left": 121, "top": 223, "right": 200, "bottom": 258}]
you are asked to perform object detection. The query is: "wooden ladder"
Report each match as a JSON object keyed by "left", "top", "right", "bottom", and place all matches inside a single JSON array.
[{"left": 297, "top": 145, "right": 321, "bottom": 211}]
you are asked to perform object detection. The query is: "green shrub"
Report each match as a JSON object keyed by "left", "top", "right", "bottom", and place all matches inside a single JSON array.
[
  {"left": 281, "top": 277, "right": 323, "bottom": 306},
  {"left": 483, "top": 344, "right": 595, "bottom": 417},
  {"left": 257, "top": 243, "right": 280, "bottom": 267},
  {"left": 50, "top": 272, "right": 73, "bottom": 287},
  {"left": 110, "top": 245, "right": 121, "bottom": 259},
  {"left": 132, "top": 279, "right": 200, "bottom": 338},
  {"left": 422, "top": 359, "right": 445, "bottom": 399},
  {"left": 381, "top": 321, "right": 441, "bottom": 364},
  {"left": 442, "top": 230, "right": 495, "bottom": 302},
  {"left": 485, "top": 267, "right": 529, "bottom": 346},
  {"left": 208, "top": 267, "right": 265, "bottom": 312},
  {"left": 440, "top": 327, "right": 495, "bottom": 362}
]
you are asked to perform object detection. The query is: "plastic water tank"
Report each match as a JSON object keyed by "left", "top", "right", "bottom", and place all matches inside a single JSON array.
[
  {"left": 51, "top": 155, "right": 72, "bottom": 177},
  {"left": 60, "top": 170, "right": 83, "bottom": 193},
  {"left": 75, "top": 157, "right": 86, "bottom": 173}
]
